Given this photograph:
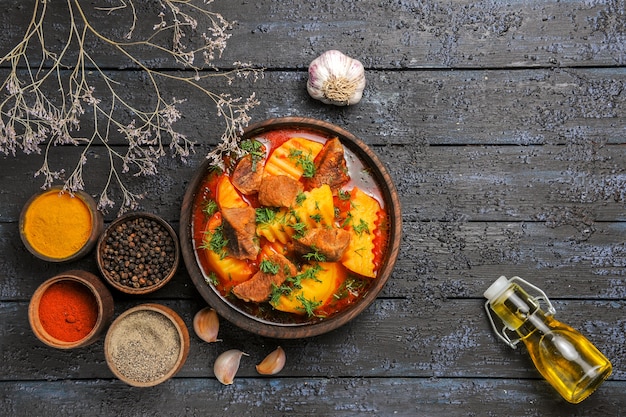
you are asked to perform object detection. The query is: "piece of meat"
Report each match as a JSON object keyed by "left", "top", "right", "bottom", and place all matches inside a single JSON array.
[
  {"left": 232, "top": 253, "right": 297, "bottom": 302},
  {"left": 292, "top": 227, "right": 351, "bottom": 262},
  {"left": 231, "top": 154, "right": 264, "bottom": 195},
  {"left": 221, "top": 206, "right": 260, "bottom": 260},
  {"left": 258, "top": 175, "right": 302, "bottom": 207},
  {"left": 305, "top": 137, "right": 350, "bottom": 193}
]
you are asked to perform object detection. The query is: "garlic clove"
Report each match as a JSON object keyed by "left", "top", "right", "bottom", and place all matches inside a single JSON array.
[
  {"left": 214, "top": 349, "right": 248, "bottom": 385},
  {"left": 193, "top": 307, "right": 221, "bottom": 343},
  {"left": 307, "top": 50, "right": 366, "bottom": 106},
  {"left": 256, "top": 346, "right": 286, "bottom": 375}
]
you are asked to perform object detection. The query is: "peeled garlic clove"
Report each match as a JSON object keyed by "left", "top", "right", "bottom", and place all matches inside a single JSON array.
[
  {"left": 193, "top": 307, "right": 221, "bottom": 343},
  {"left": 307, "top": 50, "right": 366, "bottom": 106},
  {"left": 256, "top": 346, "right": 286, "bottom": 375},
  {"left": 214, "top": 349, "right": 247, "bottom": 385}
]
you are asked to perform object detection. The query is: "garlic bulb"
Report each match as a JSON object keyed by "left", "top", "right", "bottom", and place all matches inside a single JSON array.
[{"left": 307, "top": 50, "right": 366, "bottom": 106}]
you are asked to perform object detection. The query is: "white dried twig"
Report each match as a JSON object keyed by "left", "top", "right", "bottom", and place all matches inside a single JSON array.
[{"left": 0, "top": 0, "right": 263, "bottom": 215}]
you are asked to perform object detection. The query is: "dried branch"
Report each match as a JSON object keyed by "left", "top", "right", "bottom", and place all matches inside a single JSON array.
[{"left": 0, "top": 0, "right": 263, "bottom": 215}]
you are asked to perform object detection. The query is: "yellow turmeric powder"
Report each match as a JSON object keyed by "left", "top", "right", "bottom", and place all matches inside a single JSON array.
[{"left": 22, "top": 190, "right": 93, "bottom": 259}]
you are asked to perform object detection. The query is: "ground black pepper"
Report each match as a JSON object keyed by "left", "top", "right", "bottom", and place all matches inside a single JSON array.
[
  {"left": 101, "top": 217, "right": 176, "bottom": 289},
  {"left": 107, "top": 309, "right": 180, "bottom": 384}
]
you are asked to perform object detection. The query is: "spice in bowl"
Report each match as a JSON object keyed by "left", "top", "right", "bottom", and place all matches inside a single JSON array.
[
  {"left": 28, "top": 270, "right": 114, "bottom": 349},
  {"left": 97, "top": 212, "right": 179, "bottom": 294},
  {"left": 104, "top": 304, "right": 190, "bottom": 387},
  {"left": 20, "top": 187, "right": 103, "bottom": 262},
  {"left": 39, "top": 280, "right": 97, "bottom": 342}
]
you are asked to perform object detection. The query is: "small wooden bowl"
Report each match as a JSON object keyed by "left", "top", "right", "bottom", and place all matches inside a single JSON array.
[
  {"left": 104, "top": 303, "right": 190, "bottom": 387},
  {"left": 96, "top": 212, "right": 180, "bottom": 295},
  {"left": 19, "top": 187, "right": 103, "bottom": 262},
  {"left": 28, "top": 270, "right": 114, "bottom": 349},
  {"left": 180, "top": 116, "right": 402, "bottom": 339}
]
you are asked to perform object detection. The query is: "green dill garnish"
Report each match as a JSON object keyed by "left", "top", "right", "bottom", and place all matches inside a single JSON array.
[
  {"left": 240, "top": 139, "right": 264, "bottom": 171},
  {"left": 270, "top": 283, "right": 292, "bottom": 305},
  {"left": 204, "top": 271, "right": 219, "bottom": 287},
  {"left": 207, "top": 165, "right": 224, "bottom": 175},
  {"left": 334, "top": 276, "right": 367, "bottom": 299},
  {"left": 303, "top": 249, "right": 326, "bottom": 262},
  {"left": 202, "top": 200, "right": 218, "bottom": 217},
  {"left": 296, "top": 294, "right": 323, "bottom": 317},
  {"left": 295, "top": 192, "right": 307, "bottom": 205},
  {"left": 353, "top": 218, "right": 371, "bottom": 235},
  {"left": 260, "top": 259, "right": 280, "bottom": 275},
  {"left": 288, "top": 148, "right": 316, "bottom": 178},
  {"left": 338, "top": 189, "right": 351, "bottom": 200},
  {"left": 200, "top": 226, "right": 229, "bottom": 259},
  {"left": 290, "top": 221, "right": 307, "bottom": 239},
  {"left": 289, "top": 263, "right": 322, "bottom": 288},
  {"left": 287, "top": 209, "right": 307, "bottom": 238},
  {"left": 256, "top": 207, "right": 277, "bottom": 224},
  {"left": 341, "top": 211, "right": 353, "bottom": 227},
  {"left": 309, "top": 213, "right": 322, "bottom": 223}
]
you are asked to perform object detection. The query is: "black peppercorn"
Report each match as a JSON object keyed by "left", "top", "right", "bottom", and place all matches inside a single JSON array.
[{"left": 101, "top": 216, "right": 177, "bottom": 290}]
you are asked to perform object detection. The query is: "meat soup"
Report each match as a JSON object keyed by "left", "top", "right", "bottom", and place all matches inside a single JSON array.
[{"left": 191, "top": 128, "right": 390, "bottom": 324}]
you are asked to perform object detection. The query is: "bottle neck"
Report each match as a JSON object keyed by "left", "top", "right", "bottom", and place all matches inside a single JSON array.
[
  {"left": 516, "top": 308, "right": 552, "bottom": 339},
  {"left": 490, "top": 284, "right": 550, "bottom": 335}
]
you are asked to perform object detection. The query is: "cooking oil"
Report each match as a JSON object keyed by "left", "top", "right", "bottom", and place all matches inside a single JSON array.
[{"left": 484, "top": 276, "right": 612, "bottom": 404}]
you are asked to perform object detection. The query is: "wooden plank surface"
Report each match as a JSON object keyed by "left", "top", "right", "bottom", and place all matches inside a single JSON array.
[
  {"left": 2, "top": 0, "right": 624, "bottom": 69},
  {"left": 0, "top": 0, "right": 624, "bottom": 416},
  {"left": 0, "top": 68, "right": 624, "bottom": 148},
  {"left": 2, "top": 378, "right": 624, "bottom": 417}
]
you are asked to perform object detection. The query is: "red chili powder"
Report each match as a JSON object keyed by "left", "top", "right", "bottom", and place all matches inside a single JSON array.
[{"left": 38, "top": 281, "right": 99, "bottom": 342}]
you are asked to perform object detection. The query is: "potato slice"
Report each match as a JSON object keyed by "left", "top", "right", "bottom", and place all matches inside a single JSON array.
[
  {"left": 216, "top": 175, "right": 248, "bottom": 209},
  {"left": 264, "top": 137, "right": 323, "bottom": 180},
  {"left": 272, "top": 262, "right": 342, "bottom": 316},
  {"left": 292, "top": 184, "right": 335, "bottom": 229},
  {"left": 341, "top": 187, "right": 380, "bottom": 278}
]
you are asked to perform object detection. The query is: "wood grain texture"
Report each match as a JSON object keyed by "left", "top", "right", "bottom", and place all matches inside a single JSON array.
[
  {"left": 1, "top": 378, "right": 624, "bottom": 417},
  {"left": 0, "top": 0, "right": 624, "bottom": 415},
  {"left": 0, "top": 68, "right": 624, "bottom": 149},
  {"left": 1, "top": 0, "right": 624, "bottom": 69}
]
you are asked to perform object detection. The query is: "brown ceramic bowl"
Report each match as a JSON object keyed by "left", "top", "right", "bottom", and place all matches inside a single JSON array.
[
  {"left": 104, "top": 303, "right": 190, "bottom": 387},
  {"left": 180, "top": 116, "right": 402, "bottom": 339},
  {"left": 28, "top": 270, "right": 114, "bottom": 349},
  {"left": 20, "top": 187, "right": 103, "bottom": 262},
  {"left": 96, "top": 212, "right": 180, "bottom": 295}
]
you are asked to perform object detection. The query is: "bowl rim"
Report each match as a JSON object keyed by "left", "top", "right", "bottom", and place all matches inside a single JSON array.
[
  {"left": 28, "top": 270, "right": 114, "bottom": 349},
  {"left": 19, "top": 186, "right": 104, "bottom": 263},
  {"left": 180, "top": 116, "right": 402, "bottom": 339},
  {"left": 104, "top": 303, "right": 190, "bottom": 387},
  {"left": 96, "top": 212, "right": 180, "bottom": 295}
]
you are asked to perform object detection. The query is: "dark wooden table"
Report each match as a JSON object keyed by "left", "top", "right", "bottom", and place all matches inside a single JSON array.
[{"left": 1, "top": 1, "right": 624, "bottom": 415}]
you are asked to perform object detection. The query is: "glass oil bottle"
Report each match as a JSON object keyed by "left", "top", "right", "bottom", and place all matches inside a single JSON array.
[{"left": 484, "top": 276, "right": 612, "bottom": 404}]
